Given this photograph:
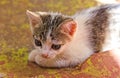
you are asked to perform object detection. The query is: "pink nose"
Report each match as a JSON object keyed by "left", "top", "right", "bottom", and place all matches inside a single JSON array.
[{"left": 41, "top": 54, "right": 48, "bottom": 58}]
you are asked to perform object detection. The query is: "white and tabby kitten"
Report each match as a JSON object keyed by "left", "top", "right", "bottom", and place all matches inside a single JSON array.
[{"left": 26, "top": 4, "right": 120, "bottom": 67}]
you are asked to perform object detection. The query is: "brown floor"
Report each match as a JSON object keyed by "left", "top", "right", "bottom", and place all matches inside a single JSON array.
[{"left": 0, "top": 50, "right": 120, "bottom": 78}]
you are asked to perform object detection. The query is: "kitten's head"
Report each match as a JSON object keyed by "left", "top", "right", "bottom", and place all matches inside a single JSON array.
[{"left": 26, "top": 10, "right": 77, "bottom": 59}]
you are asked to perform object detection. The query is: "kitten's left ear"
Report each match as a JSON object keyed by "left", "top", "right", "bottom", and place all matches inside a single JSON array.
[
  {"left": 60, "top": 20, "right": 77, "bottom": 36},
  {"left": 26, "top": 10, "right": 42, "bottom": 28}
]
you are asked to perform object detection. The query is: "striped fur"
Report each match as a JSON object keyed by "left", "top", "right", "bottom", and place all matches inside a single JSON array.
[
  {"left": 27, "top": 4, "right": 120, "bottom": 67},
  {"left": 86, "top": 5, "right": 110, "bottom": 52},
  {"left": 86, "top": 4, "right": 120, "bottom": 52},
  {"left": 33, "top": 13, "right": 72, "bottom": 43}
]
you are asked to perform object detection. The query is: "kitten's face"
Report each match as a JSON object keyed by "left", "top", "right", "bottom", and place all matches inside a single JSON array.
[{"left": 26, "top": 10, "right": 77, "bottom": 59}]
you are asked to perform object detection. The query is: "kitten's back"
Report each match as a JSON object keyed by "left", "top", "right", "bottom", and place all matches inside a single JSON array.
[{"left": 74, "top": 4, "right": 120, "bottom": 52}]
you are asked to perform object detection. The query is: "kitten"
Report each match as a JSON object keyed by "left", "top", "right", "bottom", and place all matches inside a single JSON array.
[{"left": 26, "top": 4, "right": 120, "bottom": 68}]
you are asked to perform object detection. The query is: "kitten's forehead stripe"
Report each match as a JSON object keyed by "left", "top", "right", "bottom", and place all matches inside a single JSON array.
[{"left": 34, "top": 13, "right": 72, "bottom": 43}]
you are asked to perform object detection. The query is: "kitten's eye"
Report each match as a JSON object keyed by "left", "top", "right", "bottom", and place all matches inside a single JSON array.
[
  {"left": 35, "top": 39, "right": 42, "bottom": 47},
  {"left": 51, "top": 44, "right": 61, "bottom": 50}
]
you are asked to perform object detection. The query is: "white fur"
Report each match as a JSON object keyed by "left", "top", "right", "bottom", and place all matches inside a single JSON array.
[
  {"left": 102, "top": 5, "right": 120, "bottom": 51},
  {"left": 28, "top": 5, "right": 120, "bottom": 67},
  {"left": 62, "top": 10, "right": 95, "bottom": 66},
  {"left": 28, "top": 9, "right": 94, "bottom": 67}
]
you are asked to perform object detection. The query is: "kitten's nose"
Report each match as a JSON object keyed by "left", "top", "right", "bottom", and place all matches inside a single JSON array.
[{"left": 41, "top": 53, "right": 48, "bottom": 58}]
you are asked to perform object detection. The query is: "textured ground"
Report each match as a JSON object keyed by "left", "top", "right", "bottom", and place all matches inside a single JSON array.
[
  {"left": 0, "top": 50, "right": 120, "bottom": 78},
  {"left": 0, "top": 0, "right": 97, "bottom": 78}
]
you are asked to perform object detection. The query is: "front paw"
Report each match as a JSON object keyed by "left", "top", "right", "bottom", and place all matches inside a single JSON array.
[
  {"left": 28, "top": 49, "right": 40, "bottom": 62},
  {"left": 34, "top": 55, "right": 43, "bottom": 64},
  {"left": 35, "top": 55, "right": 57, "bottom": 67}
]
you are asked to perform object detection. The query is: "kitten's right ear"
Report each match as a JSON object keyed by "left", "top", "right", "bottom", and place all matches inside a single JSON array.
[
  {"left": 60, "top": 20, "right": 77, "bottom": 37},
  {"left": 26, "top": 10, "right": 42, "bottom": 28}
]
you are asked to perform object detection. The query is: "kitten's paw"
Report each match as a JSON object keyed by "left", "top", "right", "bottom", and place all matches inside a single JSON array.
[
  {"left": 35, "top": 55, "right": 57, "bottom": 67},
  {"left": 28, "top": 49, "right": 40, "bottom": 62},
  {"left": 35, "top": 55, "right": 42, "bottom": 64}
]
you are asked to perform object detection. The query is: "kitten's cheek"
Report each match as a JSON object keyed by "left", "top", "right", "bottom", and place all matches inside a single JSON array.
[
  {"left": 49, "top": 54, "right": 56, "bottom": 59},
  {"left": 59, "top": 47, "right": 65, "bottom": 53},
  {"left": 34, "top": 45, "right": 40, "bottom": 48},
  {"left": 35, "top": 46, "right": 42, "bottom": 52},
  {"left": 47, "top": 52, "right": 57, "bottom": 59}
]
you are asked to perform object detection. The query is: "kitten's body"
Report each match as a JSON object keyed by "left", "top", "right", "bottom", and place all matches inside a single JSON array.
[{"left": 27, "top": 4, "right": 120, "bottom": 67}]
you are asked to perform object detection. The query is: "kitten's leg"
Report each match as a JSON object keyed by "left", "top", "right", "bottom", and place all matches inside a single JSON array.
[
  {"left": 35, "top": 55, "right": 79, "bottom": 67},
  {"left": 34, "top": 54, "right": 44, "bottom": 66},
  {"left": 28, "top": 49, "right": 40, "bottom": 62},
  {"left": 52, "top": 59, "right": 80, "bottom": 67},
  {"left": 34, "top": 54, "right": 63, "bottom": 67}
]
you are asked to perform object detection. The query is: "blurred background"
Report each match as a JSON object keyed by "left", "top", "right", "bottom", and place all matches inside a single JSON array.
[
  {"left": 0, "top": 0, "right": 96, "bottom": 58},
  {"left": 0, "top": 0, "right": 119, "bottom": 77}
]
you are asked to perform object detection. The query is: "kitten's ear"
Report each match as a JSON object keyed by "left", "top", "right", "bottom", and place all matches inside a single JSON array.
[
  {"left": 26, "top": 10, "right": 42, "bottom": 28},
  {"left": 61, "top": 20, "right": 77, "bottom": 36}
]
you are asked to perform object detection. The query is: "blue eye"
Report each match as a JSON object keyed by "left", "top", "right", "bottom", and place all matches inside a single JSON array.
[
  {"left": 51, "top": 44, "right": 61, "bottom": 50},
  {"left": 35, "top": 39, "right": 42, "bottom": 47}
]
